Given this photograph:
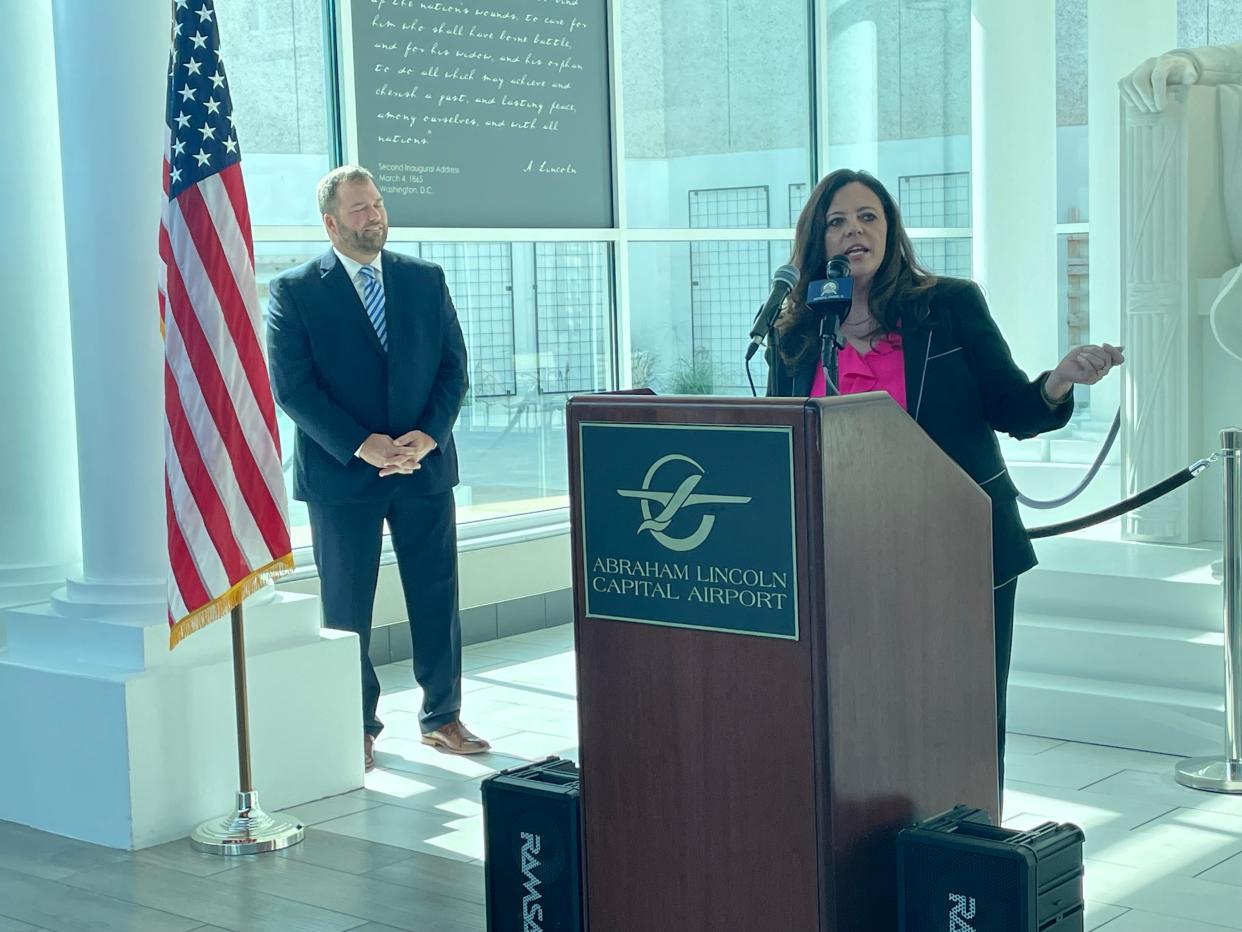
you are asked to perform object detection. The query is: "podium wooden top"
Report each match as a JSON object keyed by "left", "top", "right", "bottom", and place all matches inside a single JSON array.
[{"left": 569, "top": 390, "right": 989, "bottom": 506}]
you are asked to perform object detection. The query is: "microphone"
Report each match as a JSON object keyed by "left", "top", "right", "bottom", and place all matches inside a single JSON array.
[
  {"left": 808, "top": 255, "right": 854, "bottom": 397},
  {"left": 745, "top": 264, "right": 800, "bottom": 361},
  {"left": 826, "top": 254, "right": 851, "bottom": 279},
  {"left": 805, "top": 254, "right": 853, "bottom": 322}
]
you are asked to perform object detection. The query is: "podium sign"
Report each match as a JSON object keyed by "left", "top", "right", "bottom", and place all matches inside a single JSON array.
[{"left": 577, "top": 422, "right": 797, "bottom": 639}]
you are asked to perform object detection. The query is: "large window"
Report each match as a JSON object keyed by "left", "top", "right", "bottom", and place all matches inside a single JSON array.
[
  {"left": 825, "top": 0, "right": 972, "bottom": 219},
  {"left": 620, "top": 0, "right": 813, "bottom": 229},
  {"left": 238, "top": 0, "right": 1242, "bottom": 542},
  {"left": 824, "top": 0, "right": 974, "bottom": 307},
  {"left": 231, "top": 0, "right": 814, "bottom": 543},
  {"left": 430, "top": 241, "right": 613, "bottom": 525},
  {"left": 619, "top": 0, "right": 813, "bottom": 399}
]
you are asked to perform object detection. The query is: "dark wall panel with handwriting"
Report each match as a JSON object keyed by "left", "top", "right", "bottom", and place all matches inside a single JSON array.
[{"left": 348, "top": 0, "right": 612, "bottom": 228}]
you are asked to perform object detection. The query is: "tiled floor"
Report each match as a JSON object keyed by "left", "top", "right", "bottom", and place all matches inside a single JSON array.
[{"left": 2, "top": 623, "right": 1242, "bottom": 930}]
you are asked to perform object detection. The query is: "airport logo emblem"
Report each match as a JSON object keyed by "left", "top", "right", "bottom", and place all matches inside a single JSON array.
[{"left": 616, "top": 454, "right": 751, "bottom": 552}]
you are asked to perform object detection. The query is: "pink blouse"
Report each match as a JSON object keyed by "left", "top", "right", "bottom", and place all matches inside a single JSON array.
[{"left": 809, "top": 331, "right": 907, "bottom": 410}]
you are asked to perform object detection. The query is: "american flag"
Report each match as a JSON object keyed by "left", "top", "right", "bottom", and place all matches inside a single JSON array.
[{"left": 159, "top": 0, "right": 292, "bottom": 648}]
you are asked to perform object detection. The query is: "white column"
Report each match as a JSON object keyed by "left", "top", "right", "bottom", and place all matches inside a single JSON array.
[
  {"left": 1088, "top": 0, "right": 1177, "bottom": 425},
  {"left": 970, "top": 0, "right": 1058, "bottom": 375},
  {"left": 47, "top": 0, "right": 168, "bottom": 619},
  {"left": 0, "top": 3, "right": 81, "bottom": 612},
  {"left": 0, "top": 0, "right": 360, "bottom": 850}
]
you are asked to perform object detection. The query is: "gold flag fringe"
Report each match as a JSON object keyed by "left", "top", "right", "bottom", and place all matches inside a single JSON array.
[{"left": 169, "top": 551, "right": 296, "bottom": 650}]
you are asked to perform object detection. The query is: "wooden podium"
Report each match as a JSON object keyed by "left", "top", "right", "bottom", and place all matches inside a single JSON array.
[{"left": 567, "top": 392, "right": 997, "bottom": 932}]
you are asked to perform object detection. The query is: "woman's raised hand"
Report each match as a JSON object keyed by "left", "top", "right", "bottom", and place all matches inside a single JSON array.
[{"left": 1045, "top": 343, "right": 1125, "bottom": 401}]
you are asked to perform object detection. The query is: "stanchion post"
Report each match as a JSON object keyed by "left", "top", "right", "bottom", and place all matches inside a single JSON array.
[{"left": 1176, "top": 428, "right": 1242, "bottom": 793}]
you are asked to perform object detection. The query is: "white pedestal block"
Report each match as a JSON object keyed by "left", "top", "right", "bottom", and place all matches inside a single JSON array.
[{"left": 0, "top": 591, "right": 362, "bottom": 850}]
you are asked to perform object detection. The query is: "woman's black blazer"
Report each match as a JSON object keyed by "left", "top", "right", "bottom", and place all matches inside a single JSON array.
[{"left": 766, "top": 276, "right": 1073, "bottom": 586}]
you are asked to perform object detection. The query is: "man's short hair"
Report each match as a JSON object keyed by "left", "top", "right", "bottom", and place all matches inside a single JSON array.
[{"left": 317, "top": 165, "right": 377, "bottom": 216}]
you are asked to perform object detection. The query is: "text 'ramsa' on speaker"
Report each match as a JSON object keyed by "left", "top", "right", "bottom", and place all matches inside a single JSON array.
[
  {"left": 482, "top": 756, "right": 585, "bottom": 932},
  {"left": 897, "top": 805, "right": 1085, "bottom": 932}
]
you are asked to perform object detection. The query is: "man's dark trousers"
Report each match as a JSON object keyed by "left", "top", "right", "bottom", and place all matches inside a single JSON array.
[{"left": 309, "top": 490, "right": 462, "bottom": 737}]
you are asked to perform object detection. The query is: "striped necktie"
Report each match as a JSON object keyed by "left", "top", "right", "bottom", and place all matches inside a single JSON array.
[{"left": 357, "top": 264, "right": 388, "bottom": 351}]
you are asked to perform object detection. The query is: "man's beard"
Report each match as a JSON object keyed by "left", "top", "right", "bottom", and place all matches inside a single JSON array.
[{"left": 340, "top": 224, "right": 387, "bottom": 253}]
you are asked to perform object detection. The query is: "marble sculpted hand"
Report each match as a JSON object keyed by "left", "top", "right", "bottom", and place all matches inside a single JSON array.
[{"left": 1120, "top": 42, "right": 1242, "bottom": 112}]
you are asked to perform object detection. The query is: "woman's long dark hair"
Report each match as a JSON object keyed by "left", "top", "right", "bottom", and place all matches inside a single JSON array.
[{"left": 776, "top": 169, "right": 938, "bottom": 370}]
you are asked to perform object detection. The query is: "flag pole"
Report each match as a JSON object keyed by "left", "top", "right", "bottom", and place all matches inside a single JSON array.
[
  {"left": 190, "top": 602, "right": 305, "bottom": 854},
  {"left": 231, "top": 603, "right": 253, "bottom": 794}
]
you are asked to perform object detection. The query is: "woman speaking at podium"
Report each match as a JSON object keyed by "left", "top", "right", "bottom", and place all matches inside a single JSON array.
[{"left": 766, "top": 169, "right": 1123, "bottom": 787}]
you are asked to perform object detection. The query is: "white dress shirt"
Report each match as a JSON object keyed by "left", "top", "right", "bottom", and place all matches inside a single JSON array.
[{"left": 333, "top": 247, "right": 383, "bottom": 303}]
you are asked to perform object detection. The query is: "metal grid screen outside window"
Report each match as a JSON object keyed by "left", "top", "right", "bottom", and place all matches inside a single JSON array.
[
  {"left": 689, "top": 185, "right": 770, "bottom": 228},
  {"left": 913, "top": 237, "right": 972, "bottom": 279},
  {"left": 534, "top": 243, "right": 609, "bottom": 394},
  {"left": 419, "top": 243, "right": 517, "bottom": 397},
  {"left": 689, "top": 186, "right": 771, "bottom": 395},
  {"left": 898, "top": 172, "right": 971, "bottom": 228},
  {"left": 789, "top": 182, "right": 809, "bottom": 228},
  {"left": 788, "top": 182, "right": 808, "bottom": 227}
]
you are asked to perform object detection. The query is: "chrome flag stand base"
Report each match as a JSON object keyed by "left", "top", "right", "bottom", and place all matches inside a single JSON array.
[
  {"left": 190, "top": 790, "right": 304, "bottom": 855},
  {"left": 189, "top": 604, "right": 306, "bottom": 854}
]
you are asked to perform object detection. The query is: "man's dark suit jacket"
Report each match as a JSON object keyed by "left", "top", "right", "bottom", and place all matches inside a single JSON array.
[
  {"left": 267, "top": 248, "right": 468, "bottom": 503},
  {"left": 768, "top": 276, "right": 1073, "bottom": 586}
]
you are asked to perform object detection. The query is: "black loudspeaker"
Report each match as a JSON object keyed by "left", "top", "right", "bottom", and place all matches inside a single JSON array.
[
  {"left": 482, "top": 757, "right": 585, "bottom": 932},
  {"left": 897, "top": 805, "right": 1085, "bottom": 932}
]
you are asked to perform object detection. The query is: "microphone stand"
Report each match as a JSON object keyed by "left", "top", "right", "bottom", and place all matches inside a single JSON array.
[
  {"left": 746, "top": 293, "right": 786, "bottom": 363},
  {"left": 818, "top": 308, "right": 844, "bottom": 397},
  {"left": 746, "top": 290, "right": 788, "bottom": 395}
]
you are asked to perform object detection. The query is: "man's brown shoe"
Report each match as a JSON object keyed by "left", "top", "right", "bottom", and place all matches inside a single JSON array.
[
  {"left": 364, "top": 733, "right": 376, "bottom": 772},
  {"left": 421, "top": 720, "right": 490, "bottom": 755}
]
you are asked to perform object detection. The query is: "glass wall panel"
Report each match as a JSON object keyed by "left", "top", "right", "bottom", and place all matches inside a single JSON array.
[
  {"left": 534, "top": 243, "right": 612, "bottom": 395},
  {"left": 913, "top": 237, "right": 972, "bottom": 279},
  {"left": 1056, "top": 0, "right": 1089, "bottom": 224},
  {"left": 216, "top": 0, "right": 331, "bottom": 225},
  {"left": 383, "top": 242, "right": 615, "bottom": 523},
  {"left": 824, "top": 0, "right": 970, "bottom": 199},
  {"left": 237, "top": 0, "right": 1134, "bottom": 528},
  {"left": 620, "top": 0, "right": 813, "bottom": 229},
  {"left": 627, "top": 240, "right": 791, "bottom": 398}
]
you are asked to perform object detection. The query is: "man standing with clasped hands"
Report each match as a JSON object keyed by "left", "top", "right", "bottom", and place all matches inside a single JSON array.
[{"left": 267, "top": 165, "right": 489, "bottom": 772}]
